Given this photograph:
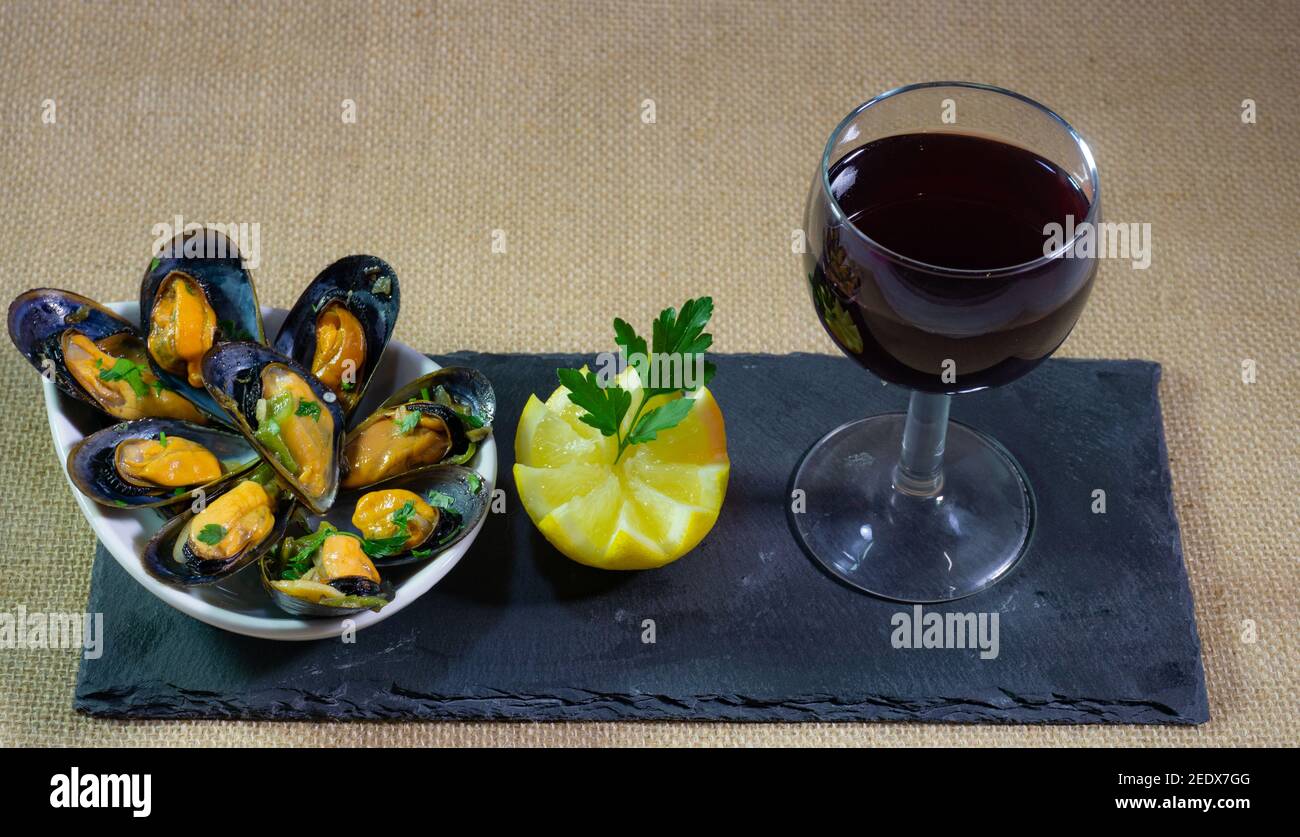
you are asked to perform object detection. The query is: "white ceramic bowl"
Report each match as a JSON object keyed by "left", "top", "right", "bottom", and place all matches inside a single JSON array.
[{"left": 43, "top": 303, "right": 496, "bottom": 641}]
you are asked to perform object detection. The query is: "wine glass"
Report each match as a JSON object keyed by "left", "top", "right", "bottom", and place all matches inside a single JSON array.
[{"left": 792, "top": 82, "right": 1101, "bottom": 602}]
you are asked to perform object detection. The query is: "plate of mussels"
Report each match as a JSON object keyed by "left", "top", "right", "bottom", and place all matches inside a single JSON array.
[{"left": 7, "top": 234, "right": 496, "bottom": 640}]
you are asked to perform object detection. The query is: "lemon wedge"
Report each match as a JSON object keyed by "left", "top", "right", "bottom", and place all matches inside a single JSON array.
[{"left": 514, "top": 369, "right": 729, "bottom": 569}]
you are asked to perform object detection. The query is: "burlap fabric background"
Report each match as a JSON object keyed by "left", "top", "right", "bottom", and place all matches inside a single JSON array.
[{"left": 0, "top": 0, "right": 1295, "bottom": 747}]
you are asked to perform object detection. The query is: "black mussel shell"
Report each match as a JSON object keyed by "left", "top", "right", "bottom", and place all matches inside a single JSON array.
[
  {"left": 8, "top": 289, "right": 140, "bottom": 412},
  {"left": 140, "top": 229, "right": 265, "bottom": 419},
  {"left": 142, "top": 481, "right": 292, "bottom": 586},
  {"left": 273, "top": 255, "right": 399, "bottom": 418},
  {"left": 202, "top": 342, "right": 345, "bottom": 515},
  {"left": 316, "top": 465, "right": 491, "bottom": 568},
  {"left": 67, "top": 418, "right": 259, "bottom": 509}
]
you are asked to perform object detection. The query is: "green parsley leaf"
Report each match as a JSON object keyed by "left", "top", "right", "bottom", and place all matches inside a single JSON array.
[
  {"left": 556, "top": 368, "right": 631, "bottom": 438},
  {"left": 158, "top": 431, "right": 168, "bottom": 447},
  {"left": 98, "top": 357, "right": 151, "bottom": 399},
  {"left": 627, "top": 396, "right": 696, "bottom": 445},
  {"left": 390, "top": 500, "right": 416, "bottom": 528},
  {"left": 647, "top": 297, "right": 713, "bottom": 396},
  {"left": 465, "top": 472, "right": 483, "bottom": 493},
  {"left": 196, "top": 524, "right": 226, "bottom": 545},
  {"left": 394, "top": 409, "right": 421, "bottom": 435},
  {"left": 425, "top": 490, "right": 455, "bottom": 510},
  {"left": 341, "top": 380, "right": 355, "bottom": 392},
  {"left": 296, "top": 398, "right": 321, "bottom": 421},
  {"left": 361, "top": 534, "right": 409, "bottom": 558},
  {"left": 613, "top": 317, "right": 648, "bottom": 361}
]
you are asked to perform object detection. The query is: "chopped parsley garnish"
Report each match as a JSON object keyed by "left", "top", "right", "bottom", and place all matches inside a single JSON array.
[
  {"left": 295, "top": 398, "right": 321, "bottom": 421},
  {"left": 391, "top": 501, "right": 417, "bottom": 528},
  {"left": 426, "top": 490, "right": 455, "bottom": 510},
  {"left": 196, "top": 524, "right": 227, "bottom": 545},
  {"left": 279, "top": 524, "right": 337, "bottom": 580},
  {"left": 341, "top": 380, "right": 355, "bottom": 392},
  {"left": 98, "top": 357, "right": 151, "bottom": 399},
  {"left": 465, "top": 472, "right": 482, "bottom": 493},
  {"left": 360, "top": 501, "right": 417, "bottom": 558},
  {"left": 158, "top": 431, "right": 168, "bottom": 447},
  {"left": 394, "top": 409, "right": 421, "bottom": 435}
]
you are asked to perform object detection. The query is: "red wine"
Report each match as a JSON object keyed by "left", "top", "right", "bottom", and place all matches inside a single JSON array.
[{"left": 806, "top": 132, "right": 1096, "bottom": 393}]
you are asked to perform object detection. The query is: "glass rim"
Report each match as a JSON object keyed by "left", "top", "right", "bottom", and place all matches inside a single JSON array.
[{"left": 819, "top": 81, "right": 1102, "bottom": 278}]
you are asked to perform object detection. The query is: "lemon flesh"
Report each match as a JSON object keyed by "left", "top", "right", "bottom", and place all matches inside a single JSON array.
[{"left": 514, "top": 372, "right": 729, "bottom": 570}]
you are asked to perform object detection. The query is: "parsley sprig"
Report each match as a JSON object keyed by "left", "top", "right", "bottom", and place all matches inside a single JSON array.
[{"left": 558, "top": 298, "right": 716, "bottom": 463}]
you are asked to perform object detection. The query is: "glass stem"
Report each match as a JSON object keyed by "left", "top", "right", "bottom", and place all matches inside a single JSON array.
[{"left": 894, "top": 390, "right": 950, "bottom": 496}]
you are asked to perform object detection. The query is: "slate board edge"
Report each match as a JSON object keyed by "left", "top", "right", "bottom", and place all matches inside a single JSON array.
[
  {"left": 75, "top": 680, "right": 1197, "bottom": 724},
  {"left": 1145, "top": 363, "right": 1211, "bottom": 724}
]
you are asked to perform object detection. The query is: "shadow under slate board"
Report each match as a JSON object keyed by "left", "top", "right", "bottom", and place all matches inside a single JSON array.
[{"left": 75, "top": 352, "right": 1208, "bottom": 724}]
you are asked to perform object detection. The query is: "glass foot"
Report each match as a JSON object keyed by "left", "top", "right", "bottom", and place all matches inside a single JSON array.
[{"left": 788, "top": 414, "right": 1034, "bottom": 602}]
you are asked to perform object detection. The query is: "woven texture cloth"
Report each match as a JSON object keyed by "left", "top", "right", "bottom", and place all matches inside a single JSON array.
[{"left": 0, "top": 0, "right": 1295, "bottom": 747}]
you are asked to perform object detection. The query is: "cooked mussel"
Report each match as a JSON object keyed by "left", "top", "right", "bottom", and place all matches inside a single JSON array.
[
  {"left": 273, "top": 255, "right": 399, "bottom": 417},
  {"left": 142, "top": 462, "right": 292, "bottom": 586},
  {"left": 7, "top": 288, "right": 207, "bottom": 423},
  {"left": 202, "top": 342, "right": 345, "bottom": 515},
  {"left": 261, "top": 514, "right": 393, "bottom": 617},
  {"left": 339, "top": 367, "right": 495, "bottom": 490},
  {"left": 321, "top": 465, "right": 490, "bottom": 567},
  {"left": 140, "top": 228, "right": 265, "bottom": 418},
  {"left": 67, "top": 418, "right": 260, "bottom": 509}
]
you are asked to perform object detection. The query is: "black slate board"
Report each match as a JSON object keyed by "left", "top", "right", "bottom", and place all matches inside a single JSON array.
[{"left": 75, "top": 353, "right": 1208, "bottom": 724}]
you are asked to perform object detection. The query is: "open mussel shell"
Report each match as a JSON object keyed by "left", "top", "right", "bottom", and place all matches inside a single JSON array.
[
  {"left": 202, "top": 341, "right": 345, "bottom": 515},
  {"left": 273, "top": 255, "right": 399, "bottom": 419},
  {"left": 67, "top": 418, "right": 260, "bottom": 509},
  {"left": 337, "top": 366, "right": 495, "bottom": 491},
  {"left": 260, "top": 510, "right": 394, "bottom": 618},
  {"left": 318, "top": 465, "right": 490, "bottom": 568},
  {"left": 142, "top": 475, "right": 293, "bottom": 587},
  {"left": 139, "top": 228, "right": 265, "bottom": 421},
  {"left": 340, "top": 401, "right": 472, "bottom": 491},
  {"left": 381, "top": 366, "right": 496, "bottom": 437},
  {"left": 7, "top": 288, "right": 208, "bottom": 424},
  {"left": 10, "top": 288, "right": 134, "bottom": 404}
]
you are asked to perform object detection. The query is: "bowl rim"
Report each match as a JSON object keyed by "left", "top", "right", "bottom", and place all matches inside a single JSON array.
[{"left": 44, "top": 302, "right": 497, "bottom": 641}]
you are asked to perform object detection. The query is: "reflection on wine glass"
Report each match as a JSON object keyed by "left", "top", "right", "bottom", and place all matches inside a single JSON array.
[{"left": 792, "top": 82, "right": 1101, "bottom": 602}]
